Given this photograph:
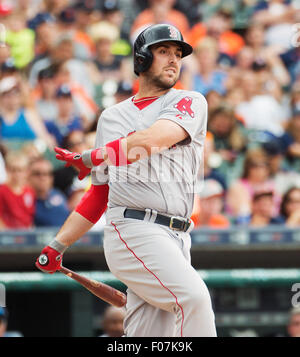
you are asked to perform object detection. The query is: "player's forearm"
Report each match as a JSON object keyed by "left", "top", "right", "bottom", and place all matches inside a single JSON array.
[
  {"left": 83, "top": 120, "right": 188, "bottom": 167},
  {"left": 55, "top": 211, "right": 94, "bottom": 247}
]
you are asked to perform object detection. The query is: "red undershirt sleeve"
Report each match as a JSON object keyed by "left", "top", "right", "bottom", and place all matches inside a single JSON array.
[{"left": 75, "top": 184, "right": 109, "bottom": 224}]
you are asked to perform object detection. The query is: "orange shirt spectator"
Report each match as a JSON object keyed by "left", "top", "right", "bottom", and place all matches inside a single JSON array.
[
  {"left": 130, "top": 0, "right": 190, "bottom": 42},
  {"left": 188, "top": 23, "right": 244, "bottom": 57},
  {"left": 191, "top": 179, "right": 230, "bottom": 228}
]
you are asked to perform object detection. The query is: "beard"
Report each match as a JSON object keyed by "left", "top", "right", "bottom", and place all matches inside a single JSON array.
[{"left": 145, "top": 69, "right": 179, "bottom": 91}]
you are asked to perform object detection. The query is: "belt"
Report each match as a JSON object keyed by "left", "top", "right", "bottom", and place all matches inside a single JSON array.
[{"left": 124, "top": 208, "right": 192, "bottom": 232}]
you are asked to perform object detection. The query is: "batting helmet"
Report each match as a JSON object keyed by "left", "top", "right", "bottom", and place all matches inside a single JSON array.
[{"left": 133, "top": 24, "right": 193, "bottom": 76}]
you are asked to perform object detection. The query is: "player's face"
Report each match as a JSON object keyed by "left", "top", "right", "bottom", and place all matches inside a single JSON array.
[{"left": 147, "top": 42, "right": 182, "bottom": 90}]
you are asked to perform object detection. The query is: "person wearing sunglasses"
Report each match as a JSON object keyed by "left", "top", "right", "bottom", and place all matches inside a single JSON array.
[{"left": 29, "top": 157, "right": 69, "bottom": 227}]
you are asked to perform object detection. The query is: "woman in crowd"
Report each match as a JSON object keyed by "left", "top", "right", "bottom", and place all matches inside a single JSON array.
[
  {"left": 181, "top": 36, "right": 228, "bottom": 96},
  {"left": 279, "top": 187, "right": 300, "bottom": 227},
  {"left": 0, "top": 76, "right": 54, "bottom": 149},
  {"left": 226, "top": 147, "right": 281, "bottom": 219}
]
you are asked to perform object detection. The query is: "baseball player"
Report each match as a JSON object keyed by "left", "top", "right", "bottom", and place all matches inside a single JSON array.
[{"left": 36, "top": 24, "right": 217, "bottom": 337}]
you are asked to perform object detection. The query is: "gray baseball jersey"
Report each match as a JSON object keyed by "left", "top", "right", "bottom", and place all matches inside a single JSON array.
[{"left": 92, "top": 88, "right": 207, "bottom": 218}]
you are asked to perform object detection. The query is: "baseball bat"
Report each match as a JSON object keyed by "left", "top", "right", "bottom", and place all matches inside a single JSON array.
[
  {"left": 37, "top": 254, "right": 127, "bottom": 307},
  {"left": 59, "top": 266, "right": 127, "bottom": 307}
]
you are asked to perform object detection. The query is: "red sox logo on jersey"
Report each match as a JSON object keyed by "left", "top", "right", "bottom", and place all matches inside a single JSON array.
[{"left": 174, "top": 97, "right": 195, "bottom": 118}]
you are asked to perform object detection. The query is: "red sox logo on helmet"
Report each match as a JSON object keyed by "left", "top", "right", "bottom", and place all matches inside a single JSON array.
[
  {"left": 168, "top": 25, "right": 178, "bottom": 39},
  {"left": 174, "top": 97, "right": 195, "bottom": 118}
]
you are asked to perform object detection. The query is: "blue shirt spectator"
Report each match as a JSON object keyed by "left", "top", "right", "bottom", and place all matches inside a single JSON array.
[
  {"left": 45, "top": 115, "right": 82, "bottom": 146},
  {"left": 35, "top": 188, "right": 70, "bottom": 227},
  {"left": 193, "top": 70, "right": 228, "bottom": 96},
  {"left": 29, "top": 157, "right": 70, "bottom": 227},
  {"left": 45, "top": 84, "right": 83, "bottom": 145}
]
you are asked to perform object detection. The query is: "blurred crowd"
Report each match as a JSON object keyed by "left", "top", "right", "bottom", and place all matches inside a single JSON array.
[{"left": 0, "top": 0, "right": 300, "bottom": 230}]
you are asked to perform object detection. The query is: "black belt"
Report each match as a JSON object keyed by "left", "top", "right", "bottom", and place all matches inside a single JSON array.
[{"left": 124, "top": 208, "right": 192, "bottom": 232}]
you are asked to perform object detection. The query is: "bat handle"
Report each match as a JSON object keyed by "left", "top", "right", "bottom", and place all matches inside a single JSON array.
[{"left": 59, "top": 266, "right": 71, "bottom": 275}]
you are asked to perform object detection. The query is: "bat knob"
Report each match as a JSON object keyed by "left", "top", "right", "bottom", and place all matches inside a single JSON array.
[{"left": 38, "top": 254, "right": 49, "bottom": 266}]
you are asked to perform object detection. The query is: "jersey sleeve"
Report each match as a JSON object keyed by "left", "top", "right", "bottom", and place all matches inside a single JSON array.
[{"left": 157, "top": 91, "right": 207, "bottom": 145}]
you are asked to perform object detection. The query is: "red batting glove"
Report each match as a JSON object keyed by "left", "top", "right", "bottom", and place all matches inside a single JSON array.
[
  {"left": 54, "top": 147, "right": 91, "bottom": 180},
  {"left": 35, "top": 246, "right": 63, "bottom": 273}
]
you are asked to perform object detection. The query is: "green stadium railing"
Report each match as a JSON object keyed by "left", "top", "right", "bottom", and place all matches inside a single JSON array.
[{"left": 1, "top": 269, "right": 300, "bottom": 291}]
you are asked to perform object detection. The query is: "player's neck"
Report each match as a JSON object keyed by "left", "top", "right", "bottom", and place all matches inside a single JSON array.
[{"left": 135, "top": 78, "right": 172, "bottom": 100}]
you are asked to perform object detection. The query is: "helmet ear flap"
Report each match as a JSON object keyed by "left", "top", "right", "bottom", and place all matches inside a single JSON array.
[{"left": 134, "top": 46, "right": 153, "bottom": 76}]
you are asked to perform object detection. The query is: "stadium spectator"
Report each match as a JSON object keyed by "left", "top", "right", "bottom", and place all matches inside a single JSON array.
[
  {"left": 29, "top": 33, "right": 96, "bottom": 104},
  {"left": 279, "top": 96, "right": 300, "bottom": 171},
  {"left": 262, "top": 139, "right": 300, "bottom": 195},
  {"left": 208, "top": 105, "right": 248, "bottom": 158},
  {"left": 99, "top": 306, "right": 126, "bottom": 337},
  {"left": 191, "top": 179, "right": 230, "bottom": 228},
  {"left": 244, "top": 23, "right": 291, "bottom": 87},
  {"left": 130, "top": 0, "right": 190, "bottom": 42},
  {"left": 101, "top": 0, "right": 125, "bottom": 30},
  {"left": 249, "top": 190, "right": 284, "bottom": 227},
  {"left": 52, "top": 61, "right": 99, "bottom": 126},
  {"left": 57, "top": 4, "right": 95, "bottom": 62},
  {"left": 114, "top": 80, "right": 133, "bottom": 104},
  {"left": 235, "top": 70, "right": 287, "bottom": 138},
  {"left": 279, "top": 187, "right": 300, "bottom": 227},
  {"left": 1, "top": 58, "right": 18, "bottom": 79},
  {"left": 5, "top": 11, "right": 35, "bottom": 69},
  {"left": 100, "top": 0, "right": 132, "bottom": 57},
  {"left": 182, "top": 37, "right": 228, "bottom": 96},
  {"left": 203, "top": 131, "right": 227, "bottom": 191},
  {"left": 0, "top": 45, "right": 12, "bottom": 69},
  {"left": 251, "top": 0, "right": 299, "bottom": 53},
  {"left": 226, "top": 147, "right": 281, "bottom": 219},
  {"left": 187, "top": 10, "right": 245, "bottom": 58},
  {"left": 280, "top": 39, "right": 300, "bottom": 86},
  {"left": 54, "top": 130, "right": 89, "bottom": 197},
  {"left": 33, "top": 66, "right": 58, "bottom": 122},
  {"left": 42, "top": 0, "right": 69, "bottom": 18},
  {"left": 29, "top": 157, "right": 69, "bottom": 227},
  {"left": 0, "top": 76, "right": 54, "bottom": 149},
  {"left": 205, "top": 90, "right": 223, "bottom": 115},
  {"left": 0, "top": 1, "right": 13, "bottom": 19},
  {"left": 88, "top": 21, "right": 130, "bottom": 83},
  {"left": 28, "top": 12, "right": 58, "bottom": 63},
  {"left": 287, "top": 307, "right": 300, "bottom": 337},
  {"left": 0, "top": 58, "right": 34, "bottom": 109},
  {"left": 44, "top": 84, "right": 83, "bottom": 146},
  {"left": 0, "top": 307, "right": 23, "bottom": 337},
  {"left": 224, "top": 87, "right": 246, "bottom": 112},
  {"left": 207, "top": 105, "right": 247, "bottom": 186},
  {"left": 227, "top": 46, "right": 255, "bottom": 89},
  {"left": 12, "top": 0, "right": 43, "bottom": 20},
  {"left": 0, "top": 151, "right": 35, "bottom": 230}
]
